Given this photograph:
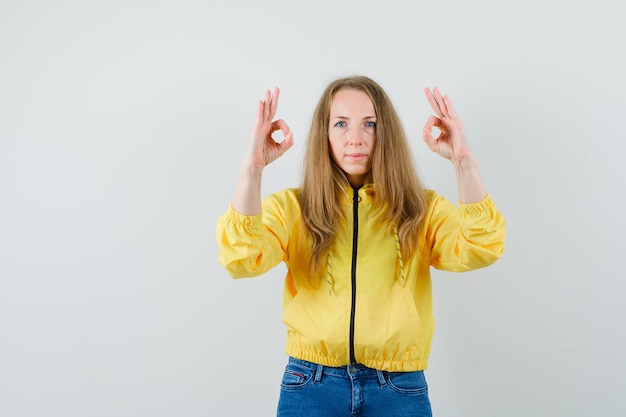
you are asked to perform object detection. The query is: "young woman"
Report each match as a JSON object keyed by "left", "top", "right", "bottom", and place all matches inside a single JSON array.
[{"left": 216, "top": 76, "right": 505, "bottom": 417}]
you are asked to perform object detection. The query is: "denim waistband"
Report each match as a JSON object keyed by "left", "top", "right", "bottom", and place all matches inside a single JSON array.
[{"left": 287, "top": 356, "right": 388, "bottom": 385}]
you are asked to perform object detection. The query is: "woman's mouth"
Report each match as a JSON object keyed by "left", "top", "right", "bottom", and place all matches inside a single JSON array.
[{"left": 347, "top": 153, "right": 366, "bottom": 161}]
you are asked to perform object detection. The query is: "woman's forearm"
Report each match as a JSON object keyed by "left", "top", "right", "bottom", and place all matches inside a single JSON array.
[
  {"left": 231, "top": 163, "right": 264, "bottom": 215},
  {"left": 453, "top": 155, "right": 487, "bottom": 204}
]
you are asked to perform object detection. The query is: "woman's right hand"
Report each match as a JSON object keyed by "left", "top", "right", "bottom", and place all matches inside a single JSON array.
[
  {"left": 232, "top": 87, "right": 293, "bottom": 215},
  {"left": 244, "top": 87, "right": 293, "bottom": 169}
]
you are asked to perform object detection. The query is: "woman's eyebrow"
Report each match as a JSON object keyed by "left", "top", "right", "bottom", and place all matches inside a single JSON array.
[{"left": 330, "top": 115, "right": 376, "bottom": 119}]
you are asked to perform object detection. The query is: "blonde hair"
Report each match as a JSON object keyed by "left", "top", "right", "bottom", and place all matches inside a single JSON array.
[{"left": 300, "top": 75, "right": 429, "bottom": 271}]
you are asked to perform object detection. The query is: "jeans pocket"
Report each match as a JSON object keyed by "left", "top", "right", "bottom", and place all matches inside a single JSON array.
[
  {"left": 386, "top": 370, "right": 429, "bottom": 395},
  {"left": 280, "top": 363, "right": 314, "bottom": 391}
]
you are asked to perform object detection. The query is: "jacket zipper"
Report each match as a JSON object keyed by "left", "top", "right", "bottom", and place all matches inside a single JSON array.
[{"left": 349, "top": 186, "right": 360, "bottom": 364}]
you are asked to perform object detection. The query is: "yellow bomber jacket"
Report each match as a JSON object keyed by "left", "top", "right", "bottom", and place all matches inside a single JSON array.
[{"left": 216, "top": 185, "right": 506, "bottom": 372}]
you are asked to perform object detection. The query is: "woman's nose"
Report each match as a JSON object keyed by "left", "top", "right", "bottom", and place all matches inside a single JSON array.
[{"left": 348, "top": 126, "right": 364, "bottom": 144}]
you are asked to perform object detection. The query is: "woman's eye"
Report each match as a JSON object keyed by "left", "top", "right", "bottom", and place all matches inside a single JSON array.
[
  {"left": 365, "top": 121, "right": 376, "bottom": 128},
  {"left": 335, "top": 121, "right": 347, "bottom": 128}
]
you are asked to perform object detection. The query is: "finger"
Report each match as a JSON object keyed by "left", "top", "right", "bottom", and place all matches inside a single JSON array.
[
  {"left": 280, "top": 129, "right": 294, "bottom": 152},
  {"left": 422, "top": 127, "right": 437, "bottom": 151},
  {"left": 432, "top": 87, "right": 450, "bottom": 118},
  {"left": 423, "top": 114, "right": 436, "bottom": 130},
  {"left": 255, "top": 99, "right": 265, "bottom": 126},
  {"left": 442, "top": 94, "right": 460, "bottom": 120},
  {"left": 271, "top": 119, "right": 291, "bottom": 138},
  {"left": 423, "top": 115, "right": 442, "bottom": 132},
  {"left": 424, "top": 87, "right": 444, "bottom": 118},
  {"left": 422, "top": 115, "right": 440, "bottom": 145},
  {"left": 262, "top": 89, "right": 272, "bottom": 121},
  {"left": 269, "top": 87, "right": 280, "bottom": 120}
]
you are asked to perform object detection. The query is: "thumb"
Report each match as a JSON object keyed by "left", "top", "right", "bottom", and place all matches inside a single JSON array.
[{"left": 279, "top": 129, "right": 294, "bottom": 154}]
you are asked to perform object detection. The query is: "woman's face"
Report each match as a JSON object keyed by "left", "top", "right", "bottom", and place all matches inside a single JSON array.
[{"left": 328, "top": 89, "right": 376, "bottom": 187}]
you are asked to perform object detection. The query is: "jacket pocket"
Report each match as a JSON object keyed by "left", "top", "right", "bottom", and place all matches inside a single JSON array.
[
  {"left": 356, "top": 284, "right": 422, "bottom": 356},
  {"left": 283, "top": 287, "right": 349, "bottom": 355}
]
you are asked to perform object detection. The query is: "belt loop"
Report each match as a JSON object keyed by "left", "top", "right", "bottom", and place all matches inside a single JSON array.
[
  {"left": 376, "top": 370, "right": 387, "bottom": 387},
  {"left": 314, "top": 363, "right": 324, "bottom": 383}
]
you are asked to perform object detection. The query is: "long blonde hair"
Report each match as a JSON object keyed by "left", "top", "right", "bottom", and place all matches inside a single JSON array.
[{"left": 300, "top": 75, "right": 429, "bottom": 271}]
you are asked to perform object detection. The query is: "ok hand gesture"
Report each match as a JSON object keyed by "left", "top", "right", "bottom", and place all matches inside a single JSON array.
[
  {"left": 245, "top": 87, "right": 294, "bottom": 169},
  {"left": 422, "top": 87, "right": 472, "bottom": 164}
]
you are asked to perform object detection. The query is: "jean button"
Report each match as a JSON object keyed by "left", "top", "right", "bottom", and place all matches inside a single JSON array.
[{"left": 348, "top": 364, "right": 358, "bottom": 374}]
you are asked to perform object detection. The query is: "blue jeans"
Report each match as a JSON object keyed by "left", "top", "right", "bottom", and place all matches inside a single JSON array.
[{"left": 276, "top": 357, "right": 432, "bottom": 417}]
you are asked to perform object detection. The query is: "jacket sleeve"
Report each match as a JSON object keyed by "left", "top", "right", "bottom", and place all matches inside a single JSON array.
[
  {"left": 426, "top": 192, "right": 506, "bottom": 272},
  {"left": 216, "top": 198, "right": 288, "bottom": 279}
]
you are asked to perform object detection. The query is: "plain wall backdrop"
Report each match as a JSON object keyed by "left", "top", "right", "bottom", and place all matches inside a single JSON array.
[{"left": 1, "top": 0, "right": 625, "bottom": 416}]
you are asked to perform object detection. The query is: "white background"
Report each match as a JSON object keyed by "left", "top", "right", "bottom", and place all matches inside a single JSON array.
[{"left": 1, "top": 0, "right": 625, "bottom": 416}]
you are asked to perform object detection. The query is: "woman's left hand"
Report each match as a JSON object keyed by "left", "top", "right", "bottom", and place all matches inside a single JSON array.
[{"left": 423, "top": 87, "right": 472, "bottom": 163}]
